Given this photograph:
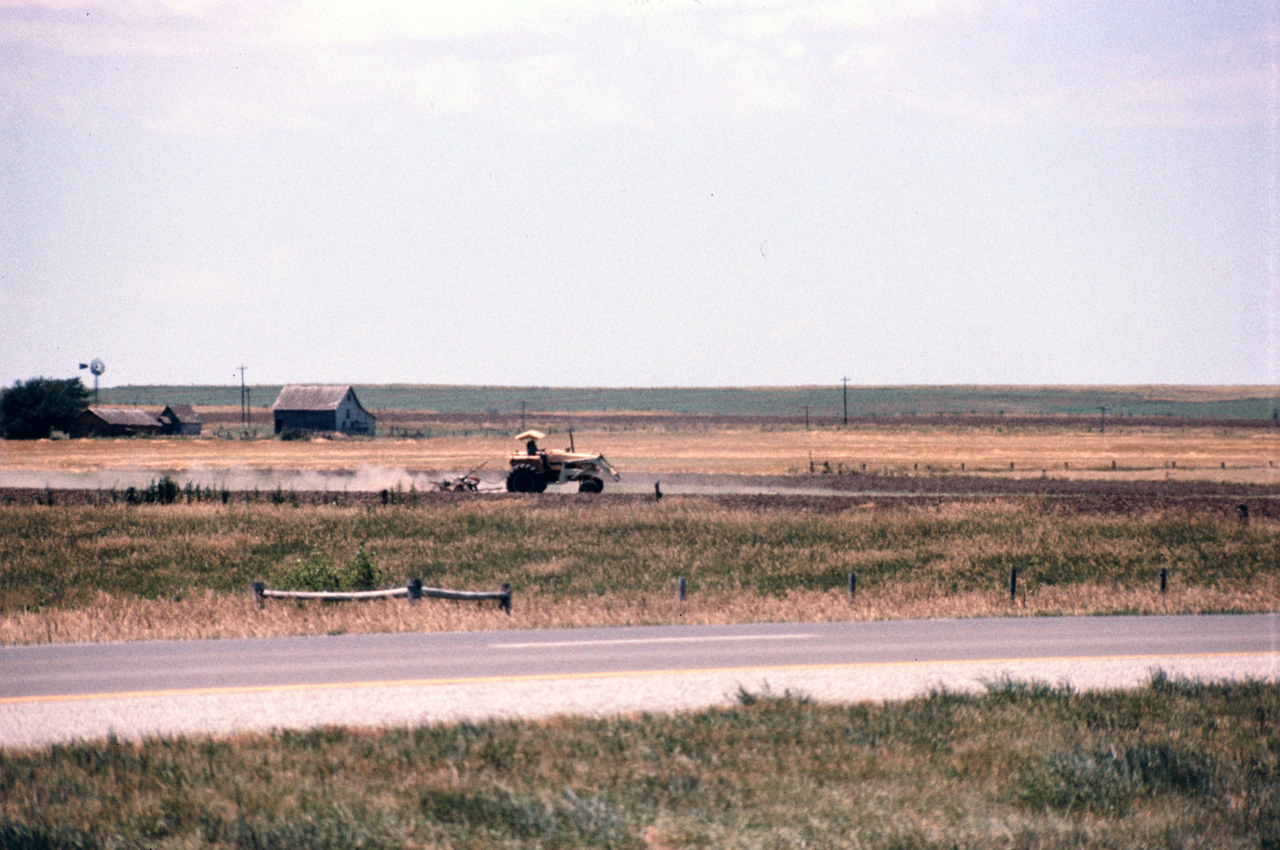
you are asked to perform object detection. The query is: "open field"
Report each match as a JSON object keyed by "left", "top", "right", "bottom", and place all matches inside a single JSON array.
[
  {"left": 3, "top": 414, "right": 1277, "bottom": 643},
  {"left": 2, "top": 675, "right": 1277, "bottom": 848},
  {"left": 1, "top": 496, "right": 1276, "bottom": 644},
  {"left": 3, "top": 421, "right": 1278, "bottom": 484}
]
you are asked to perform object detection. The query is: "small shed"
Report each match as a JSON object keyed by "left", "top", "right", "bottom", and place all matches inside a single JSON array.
[
  {"left": 158, "top": 405, "right": 202, "bottom": 436},
  {"left": 271, "top": 385, "right": 376, "bottom": 436},
  {"left": 74, "top": 407, "right": 164, "bottom": 438}
]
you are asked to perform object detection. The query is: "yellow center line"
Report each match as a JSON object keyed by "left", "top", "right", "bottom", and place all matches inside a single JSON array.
[{"left": 2, "top": 650, "right": 1275, "bottom": 706}]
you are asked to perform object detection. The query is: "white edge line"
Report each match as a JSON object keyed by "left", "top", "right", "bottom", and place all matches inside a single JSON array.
[{"left": 490, "top": 633, "right": 817, "bottom": 649}]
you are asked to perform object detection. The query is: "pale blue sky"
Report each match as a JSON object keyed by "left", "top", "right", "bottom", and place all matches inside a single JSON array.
[{"left": 2, "top": 0, "right": 1277, "bottom": 388}]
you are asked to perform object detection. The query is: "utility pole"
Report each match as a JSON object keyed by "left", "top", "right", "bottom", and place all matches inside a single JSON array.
[
  {"left": 238, "top": 366, "right": 248, "bottom": 427},
  {"left": 803, "top": 404, "right": 811, "bottom": 430},
  {"left": 842, "top": 376, "right": 849, "bottom": 426},
  {"left": 1098, "top": 406, "right": 1106, "bottom": 434}
]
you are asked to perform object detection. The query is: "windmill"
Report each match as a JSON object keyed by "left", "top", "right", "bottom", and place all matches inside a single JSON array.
[{"left": 79, "top": 358, "right": 105, "bottom": 405}]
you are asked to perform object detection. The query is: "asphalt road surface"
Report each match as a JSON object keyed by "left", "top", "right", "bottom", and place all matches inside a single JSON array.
[{"left": 3, "top": 614, "right": 1276, "bottom": 749}]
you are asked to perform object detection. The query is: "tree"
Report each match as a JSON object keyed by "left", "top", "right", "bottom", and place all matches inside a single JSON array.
[{"left": 0, "top": 377, "right": 91, "bottom": 439}]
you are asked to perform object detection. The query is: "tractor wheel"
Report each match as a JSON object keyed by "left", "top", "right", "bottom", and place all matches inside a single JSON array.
[
  {"left": 506, "top": 464, "right": 541, "bottom": 493},
  {"left": 578, "top": 476, "right": 604, "bottom": 494}
]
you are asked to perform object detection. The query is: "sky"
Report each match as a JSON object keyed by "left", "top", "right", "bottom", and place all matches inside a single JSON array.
[{"left": 1, "top": 0, "right": 1278, "bottom": 389}]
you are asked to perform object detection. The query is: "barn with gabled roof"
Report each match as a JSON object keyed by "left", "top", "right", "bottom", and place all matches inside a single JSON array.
[
  {"left": 73, "top": 407, "right": 164, "bottom": 438},
  {"left": 271, "top": 385, "right": 376, "bottom": 436},
  {"left": 158, "top": 404, "right": 202, "bottom": 436}
]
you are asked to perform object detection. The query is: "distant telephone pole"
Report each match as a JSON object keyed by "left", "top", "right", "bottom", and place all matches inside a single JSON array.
[
  {"left": 842, "top": 376, "right": 849, "bottom": 426},
  {"left": 1098, "top": 406, "right": 1106, "bottom": 433},
  {"left": 238, "top": 366, "right": 248, "bottom": 427},
  {"left": 803, "top": 404, "right": 811, "bottom": 430}
]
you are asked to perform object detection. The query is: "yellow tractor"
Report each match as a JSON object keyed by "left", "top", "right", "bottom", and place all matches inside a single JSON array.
[{"left": 506, "top": 429, "right": 620, "bottom": 493}]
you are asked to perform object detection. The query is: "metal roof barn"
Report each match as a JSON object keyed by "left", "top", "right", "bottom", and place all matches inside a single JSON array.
[
  {"left": 73, "top": 408, "right": 164, "bottom": 438},
  {"left": 271, "top": 385, "right": 376, "bottom": 436}
]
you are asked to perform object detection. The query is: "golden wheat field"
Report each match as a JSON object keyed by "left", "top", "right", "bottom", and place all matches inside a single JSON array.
[{"left": 2, "top": 421, "right": 1277, "bottom": 481}]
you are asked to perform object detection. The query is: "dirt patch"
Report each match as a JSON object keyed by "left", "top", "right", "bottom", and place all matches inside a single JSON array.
[{"left": 4, "top": 472, "right": 1275, "bottom": 519}]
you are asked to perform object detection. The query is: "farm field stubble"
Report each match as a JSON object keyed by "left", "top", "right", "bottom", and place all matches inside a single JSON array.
[{"left": 1, "top": 421, "right": 1278, "bottom": 482}]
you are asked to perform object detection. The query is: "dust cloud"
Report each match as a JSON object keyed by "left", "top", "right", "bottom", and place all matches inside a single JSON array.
[{"left": 0, "top": 465, "right": 454, "bottom": 493}]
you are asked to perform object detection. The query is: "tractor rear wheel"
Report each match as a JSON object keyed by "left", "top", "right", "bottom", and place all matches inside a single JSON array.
[
  {"left": 506, "top": 464, "right": 541, "bottom": 493},
  {"left": 578, "top": 476, "right": 604, "bottom": 494}
]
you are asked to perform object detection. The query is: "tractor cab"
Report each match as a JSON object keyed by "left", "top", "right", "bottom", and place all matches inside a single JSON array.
[{"left": 507, "top": 429, "right": 620, "bottom": 493}]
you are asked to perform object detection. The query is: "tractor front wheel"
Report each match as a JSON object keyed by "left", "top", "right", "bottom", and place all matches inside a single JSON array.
[
  {"left": 577, "top": 476, "right": 604, "bottom": 494},
  {"left": 506, "top": 464, "right": 541, "bottom": 493}
]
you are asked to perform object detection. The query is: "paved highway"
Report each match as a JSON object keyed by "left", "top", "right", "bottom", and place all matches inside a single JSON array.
[{"left": 2, "top": 614, "right": 1276, "bottom": 749}]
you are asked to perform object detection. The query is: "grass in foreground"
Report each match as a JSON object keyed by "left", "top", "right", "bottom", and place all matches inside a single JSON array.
[
  {"left": 1, "top": 498, "right": 1277, "bottom": 644},
  {"left": 1, "top": 674, "right": 1277, "bottom": 849}
]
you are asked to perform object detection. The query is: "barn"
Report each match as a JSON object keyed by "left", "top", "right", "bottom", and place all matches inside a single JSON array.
[
  {"left": 271, "top": 385, "right": 376, "bottom": 436},
  {"left": 158, "top": 405, "right": 202, "bottom": 436},
  {"left": 73, "top": 407, "right": 164, "bottom": 438}
]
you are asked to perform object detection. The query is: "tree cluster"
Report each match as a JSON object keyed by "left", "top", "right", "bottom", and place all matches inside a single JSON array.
[{"left": 0, "top": 377, "right": 90, "bottom": 439}]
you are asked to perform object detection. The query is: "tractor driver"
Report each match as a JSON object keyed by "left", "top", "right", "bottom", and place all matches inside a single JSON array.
[{"left": 526, "top": 437, "right": 539, "bottom": 455}]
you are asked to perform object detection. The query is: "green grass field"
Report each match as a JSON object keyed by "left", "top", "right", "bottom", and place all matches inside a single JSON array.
[
  {"left": 98, "top": 384, "right": 1280, "bottom": 420},
  {"left": 2, "top": 675, "right": 1276, "bottom": 849}
]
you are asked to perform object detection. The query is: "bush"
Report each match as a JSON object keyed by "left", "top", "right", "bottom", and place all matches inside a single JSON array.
[
  {"left": 279, "top": 545, "right": 388, "bottom": 592},
  {"left": 280, "top": 551, "right": 344, "bottom": 592},
  {"left": 343, "top": 543, "right": 386, "bottom": 591}
]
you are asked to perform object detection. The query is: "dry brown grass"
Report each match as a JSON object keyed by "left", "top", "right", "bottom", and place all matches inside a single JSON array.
[
  {"left": 2, "top": 421, "right": 1276, "bottom": 481},
  {"left": 2, "top": 495, "right": 1277, "bottom": 645},
  {"left": 3, "top": 576, "right": 1275, "bottom": 646}
]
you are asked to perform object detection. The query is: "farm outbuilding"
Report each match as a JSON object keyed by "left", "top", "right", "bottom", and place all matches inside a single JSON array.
[
  {"left": 73, "top": 407, "right": 164, "bottom": 438},
  {"left": 158, "top": 405, "right": 201, "bottom": 436},
  {"left": 271, "top": 385, "right": 376, "bottom": 436}
]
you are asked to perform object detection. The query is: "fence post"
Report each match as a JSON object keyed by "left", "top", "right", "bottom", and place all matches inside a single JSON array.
[
  {"left": 252, "top": 580, "right": 265, "bottom": 609},
  {"left": 1159, "top": 568, "right": 1167, "bottom": 594},
  {"left": 678, "top": 577, "right": 687, "bottom": 602},
  {"left": 847, "top": 573, "right": 856, "bottom": 599},
  {"left": 1009, "top": 568, "right": 1017, "bottom": 602},
  {"left": 408, "top": 578, "right": 422, "bottom": 604},
  {"left": 500, "top": 582, "right": 512, "bottom": 615},
  {"left": 1237, "top": 504, "right": 1249, "bottom": 525}
]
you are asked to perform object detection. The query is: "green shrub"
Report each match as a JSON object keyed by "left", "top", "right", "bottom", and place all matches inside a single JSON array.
[
  {"left": 279, "top": 551, "right": 343, "bottom": 592},
  {"left": 341, "top": 543, "right": 386, "bottom": 591},
  {"left": 278, "top": 545, "right": 388, "bottom": 592}
]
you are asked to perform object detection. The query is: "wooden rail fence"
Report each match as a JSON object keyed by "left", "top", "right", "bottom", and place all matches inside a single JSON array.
[{"left": 252, "top": 579, "right": 512, "bottom": 614}]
